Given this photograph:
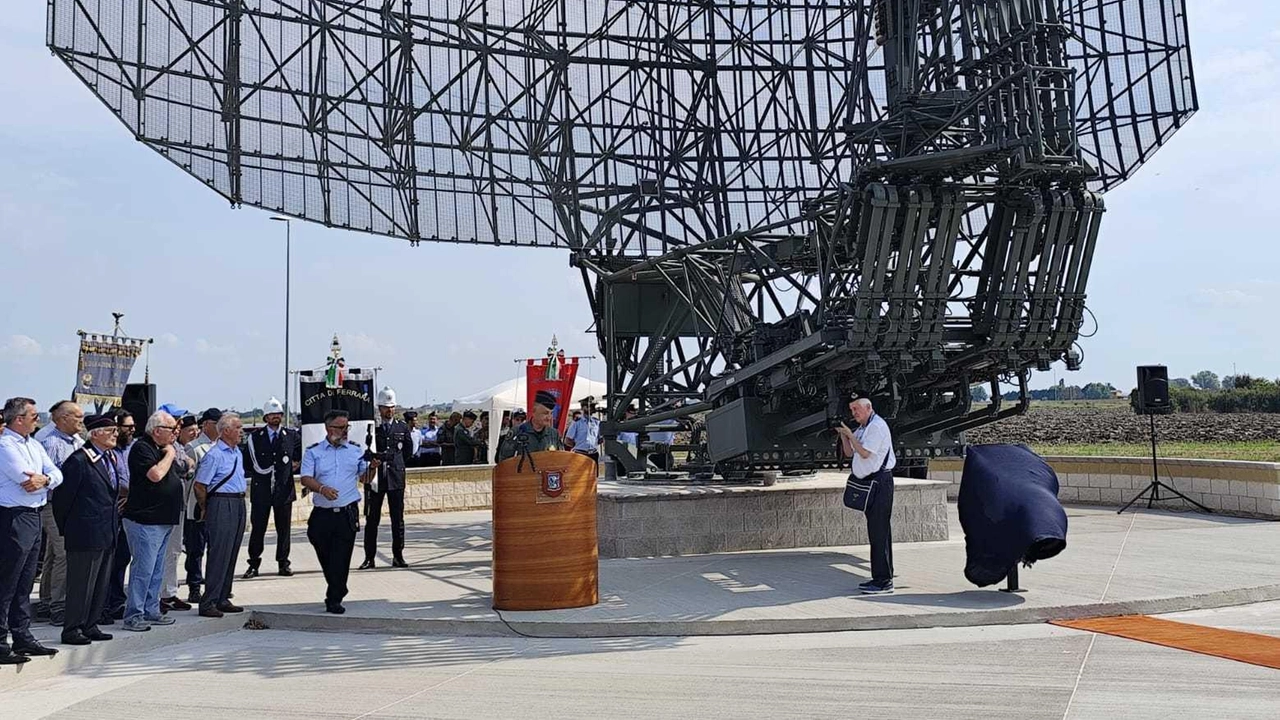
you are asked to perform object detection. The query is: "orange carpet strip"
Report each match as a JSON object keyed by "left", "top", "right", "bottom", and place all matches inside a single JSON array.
[{"left": 1051, "top": 615, "right": 1280, "bottom": 670}]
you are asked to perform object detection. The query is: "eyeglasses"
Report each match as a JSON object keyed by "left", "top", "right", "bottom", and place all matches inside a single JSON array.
[
  {"left": 159, "top": 425, "right": 179, "bottom": 432},
  {"left": 329, "top": 424, "right": 350, "bottom": 431}
]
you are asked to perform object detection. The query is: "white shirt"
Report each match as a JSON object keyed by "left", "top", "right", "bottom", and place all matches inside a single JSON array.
[{"left": 850, "top": 414, "right": 896, "bottom": 479}]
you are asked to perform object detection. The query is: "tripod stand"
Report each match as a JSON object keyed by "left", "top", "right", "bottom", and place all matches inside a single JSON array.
[{"left": 1118, "top": 412, "right": 1211, "bottom": 514}]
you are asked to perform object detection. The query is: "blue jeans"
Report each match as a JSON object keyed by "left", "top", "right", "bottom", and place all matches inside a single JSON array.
[{"left": 122, "top": 520, "right": 173, "bottom": 622}]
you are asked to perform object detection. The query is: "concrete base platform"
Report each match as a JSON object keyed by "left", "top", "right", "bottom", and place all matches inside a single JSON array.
[
  {"left": 6, "top": 503, "right": 1277, "bottom": 683},
  {"left": 597, "top": 474, "right": 949, "bottom": 558}
]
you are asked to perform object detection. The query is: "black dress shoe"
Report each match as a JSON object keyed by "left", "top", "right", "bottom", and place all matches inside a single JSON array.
[
  {"left": 242, "top": 566, "right": 260, "bottom": 579},
  {"left": 358, "top": 558, "right": 375, "bottom": 570},
  {"left": 187, "top": 587, "right": 202, "bottom": 604},
  {"left": 324, "top": 603, "right": 346, "bottom": 615},
  {"left": 84, "top": 628, "right": 114, "bottom": 641},
  {"left": 0, "top": 649, "right": 30, "bottom": 665},
  {"left": 97, "top": 614, "right": 115, "bottom": 626},
  {"left": 198, "top": 607, "right": 224, "bottom": 618},
  {"left": 61, "top": 630, "right": 92, "bottom": 646},
  {"left": 392, "top": 557, "right": 409, "bottom": 568},
  {"left": 13, "top": 639, "right": 59, "bottom": 657},
  {"left": 278, "top": 565, "right": 294, "bottom": 577},
  {"left": 217, "top": 602, "right": 244, "bottom": 613}
]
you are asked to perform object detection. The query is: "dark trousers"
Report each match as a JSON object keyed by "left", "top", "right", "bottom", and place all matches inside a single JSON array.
[
  {"left": 64, "top": 548, "right": 113, "bottom": 634},
  {"left": 419, "top": 454, "right": 441, "bottom": 468},
  {"left": 363, "top": 488, "right": 405, "bottom": 561},
  {"left": 105, "top": 523, "right": 130, "bottom": 615},
  {"left": 183, "top": 518, "right": 206, "bottom": 590},
  {"left": 308, "top": 504, "right": 358, "bottom": 606},
  {"left": 200, "top": 496, "right": 246, "bottom": 610},
  {"left": 247, "top": 492, "right": 292, "bottom": 570},
  {"left": 0, "top": 506, "right": 42, "bottom": 643},
  {"left": 864, "top": 470, "right": 895, "bottom": 582}
]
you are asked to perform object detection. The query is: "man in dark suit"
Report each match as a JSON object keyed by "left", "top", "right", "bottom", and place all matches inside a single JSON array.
[
  {"left": 243, "top": 398, "right": 300, "bottom": 578},
  {"left": 360, "top": 387, "right": 414, "bottom": 569},
  {"left": 52, "top": 414, "right": 120, "bottom": 645}
]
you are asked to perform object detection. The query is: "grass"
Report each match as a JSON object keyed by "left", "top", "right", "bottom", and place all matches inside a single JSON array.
[{"left": 1030, "top": 441, "right": 1280, "bottom": 463}]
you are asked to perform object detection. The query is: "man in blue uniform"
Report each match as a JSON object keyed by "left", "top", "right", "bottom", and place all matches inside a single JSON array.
[
  {"left": 0, "top": 397, "right": 63, "bottom": 662},
  {"left": 192, "top": 413, "right": 248, "bottom": 618},
  {"left": 244, "top": 397, "right": 300, "bottom": 578},
  {"left": 301, "top": 410, "right": 380, "bottom": 614},
  {"left": 563, "top": 397, "right": 601, "bottom": 464},
  {"left": 52, "top": 414, "right": 120, "bottom": 645}
]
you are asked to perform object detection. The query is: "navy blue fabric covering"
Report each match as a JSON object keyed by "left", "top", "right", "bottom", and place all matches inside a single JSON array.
[{"left": 958, "top": 444, "right": 1068, "bottom": 587}]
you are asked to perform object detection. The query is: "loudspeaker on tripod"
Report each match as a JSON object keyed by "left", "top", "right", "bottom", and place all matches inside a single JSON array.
[
  {"left": 1135, "top": 365, "right": 1171, "bottom": 414},
  {"left": 121, "top": 383, "right": 156, "bottom": 427}
]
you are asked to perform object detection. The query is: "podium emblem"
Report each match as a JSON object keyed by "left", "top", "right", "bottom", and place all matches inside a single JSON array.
[{"left": 538, "top": 470, "right": 568, "bottom": 503}]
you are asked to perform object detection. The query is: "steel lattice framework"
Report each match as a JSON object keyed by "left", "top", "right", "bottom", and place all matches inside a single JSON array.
[{"left": 50, "top": 0, "right": 1197, "bottom": 476}]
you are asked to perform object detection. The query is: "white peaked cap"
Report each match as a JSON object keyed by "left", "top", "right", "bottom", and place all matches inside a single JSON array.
[
  {"left": 377, "top": 386, "right": 398, "bottom": 407},
  {"left": 263, "top": 397, "right": 284, "bottom": 415}
]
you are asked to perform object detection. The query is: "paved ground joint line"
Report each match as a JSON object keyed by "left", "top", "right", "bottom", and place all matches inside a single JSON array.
[
  {"left": 348, "top": 646, "right": 529, "bottom": 720},
  {"left": 1062, "top": 509, "right": 1140, "bottom": 720}
]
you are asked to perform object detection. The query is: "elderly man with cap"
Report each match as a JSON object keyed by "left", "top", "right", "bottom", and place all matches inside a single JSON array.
[
  {"left": 52, "top": 414, "right": 120, "bottom": 645},
  {"left": 243, "top": 397, "right": 300, "bottom": 579},
  {"left": 100, "top": 409, "right": 136, "bottom": 624},
  {"left": 301, "top": 410, "right": 380, "bottom": 613},
  {"left": 193, "top": 412, "right": 248, "bottom": 618},
  {"left": 360, "top": 387, "right": 414, "bottom": 570},
  {"left": 0, "top": 397, "right": 64, "bottom": 662},
  {"left": 158, "top": 414, "right": 200, "bottom": 612},
  {"left": 497, "top": 391, "right": 564, "bottom": 461},
  {"left": 181, "top": 408, "right": 220, "bottom": 603},
  {"left": 453, "top": 410, "right": 487, "bottom": 465},
  {"left": 34, "top": 400, "right": 84, "bottom": 626}
]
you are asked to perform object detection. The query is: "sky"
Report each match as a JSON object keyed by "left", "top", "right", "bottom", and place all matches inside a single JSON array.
[{"left": 2, "top": 1, "right": 1279, "bottom": 413}]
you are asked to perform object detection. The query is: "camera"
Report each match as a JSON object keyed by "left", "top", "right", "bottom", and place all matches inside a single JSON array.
[{"left": 826, "top": 416, "right": 852, "bottom": 430}]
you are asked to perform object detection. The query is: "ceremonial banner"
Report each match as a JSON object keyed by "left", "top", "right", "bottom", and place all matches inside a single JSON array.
[
  {"left": 526, "top": 355, "right": 578, "bottom": 436},
  {"left": 298, "top": 367, "right": 377, "bottom": 453},
  {"left": 72, "top": 333, "right": 146, "bottom": 406}
]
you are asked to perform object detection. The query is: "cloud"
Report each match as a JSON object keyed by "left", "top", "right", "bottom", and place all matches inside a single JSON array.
[
  {"left": 0, "top": 335, "right": 42, "bottom": 358},
  {"left": 195, "top": 338, "right": 237, "bottom": 356},
  {"left": 1192, "top": 287, "right": 1262, "bottom": 308},
  {"left": 342, "top": 333, "right": 398, "bottom": 358},
  {"left": 160, "top": 332, "right": 180, "bottom": 347}
]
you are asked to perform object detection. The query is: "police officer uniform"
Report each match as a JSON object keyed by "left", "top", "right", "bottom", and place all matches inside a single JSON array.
[
  {"left": 301, "top": 412, "right": 370, "bottom": 614},
  {"left": 361, "top": 387, "right": 414, "bottom": 569},
  {"left": 496, "top": 391, "right": 564, "bottom": 461},
  {"left": 193, "top": 437, "right": 248, "bottom": 617},
  {"left": 244, "top": 398, "right": 300, "bottom": 578}
]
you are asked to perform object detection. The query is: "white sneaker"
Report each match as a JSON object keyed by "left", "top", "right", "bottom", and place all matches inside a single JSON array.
[{"left": 122, "top": 618, "right": 151, "bottom": 632}]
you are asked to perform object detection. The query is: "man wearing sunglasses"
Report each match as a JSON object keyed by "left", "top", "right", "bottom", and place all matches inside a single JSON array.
[{"left": 300, "top": 410, "right": 380, "bottom": 615}]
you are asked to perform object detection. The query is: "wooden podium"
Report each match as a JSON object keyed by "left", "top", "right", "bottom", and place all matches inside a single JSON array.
[{"left": 491, "top": 450, "right": 599, "bottom": 611}]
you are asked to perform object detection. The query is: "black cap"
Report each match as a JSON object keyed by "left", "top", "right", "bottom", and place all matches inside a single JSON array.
[
  {"left": 534, "top": 390, "right": 557, "bottom": 409},
  {"left": 85, "top": 414, "right": 115, "bottom": 431},
  {"left": 179, "top": 415, "right": 198, "bottom": 428},
  {"left": 462, "top": 410, "right": 477, "bottom": 420},
  {"left": 198, "top": 408, "right": 222, "bottom": 424},
  {"left": 403, "top": 411, "right": 418, "bottom": 421}
]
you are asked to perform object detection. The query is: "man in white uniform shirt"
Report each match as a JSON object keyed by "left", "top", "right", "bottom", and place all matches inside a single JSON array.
[{"left": 835, "top": 397, "right": 896, "bottom": 595}]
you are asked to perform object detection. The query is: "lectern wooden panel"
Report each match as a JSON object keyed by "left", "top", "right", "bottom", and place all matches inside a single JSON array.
[{"left": 492, "top": 450, "right": 598, "bottom": 610}]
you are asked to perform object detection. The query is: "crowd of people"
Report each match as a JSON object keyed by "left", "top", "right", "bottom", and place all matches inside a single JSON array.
[{"left": 0, "top": 387, "right": 422, "bottom": 662}]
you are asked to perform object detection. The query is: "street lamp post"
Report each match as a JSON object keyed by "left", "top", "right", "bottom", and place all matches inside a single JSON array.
[{"left": 270, "top": 216, "right": 292, "bottom": 427}]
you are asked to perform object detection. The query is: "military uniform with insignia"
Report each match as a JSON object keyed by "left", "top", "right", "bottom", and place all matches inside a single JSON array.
[
  {"left": 360, "top": 387, "right": 415, "bottom": 569},
  {"left": 243, "top": 398, "right": 301, "bottom": 578},
  {"left": 299, "top": 410, "right": 376, "bottom": 614},
  {"left": 496, "top": 391, "right": 564, "bottom": 461}
]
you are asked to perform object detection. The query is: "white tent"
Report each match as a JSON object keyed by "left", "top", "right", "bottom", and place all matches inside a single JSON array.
[{"left": 450, "top": 375, "right": 607, "bottom": 462}]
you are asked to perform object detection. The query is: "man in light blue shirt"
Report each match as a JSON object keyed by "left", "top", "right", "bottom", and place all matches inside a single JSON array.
[
  {"left": 0, "top": 397, "right": 64, "bottom": 661},
  {"left": 300, "top": 410, "right": 378, "bottom": 614},
  {"left": 192, "top": 413, "right": 247, "bottom": 618},
  {"left": 564, "top": 398, "right": 601, "bottom": 462},
  {"left": 34, "top": 400, "right": 84, "bottom": 625}
]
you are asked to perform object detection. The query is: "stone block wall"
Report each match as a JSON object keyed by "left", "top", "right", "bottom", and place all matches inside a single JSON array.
[
  {"left": 931, "top": 456, "right": 1280, "bottom": 519},
  {"left": 288, "top": 465, "right": 494, "bottom": 522},
  {"left": 596, "top": 479, "right": 950, "bottom": 558}
]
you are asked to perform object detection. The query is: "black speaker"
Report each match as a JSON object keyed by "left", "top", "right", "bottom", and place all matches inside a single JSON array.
[
  {"left": 121, "top": 383, "right": 156, "bottom": 427},
  {"left": 1135, "top": 366, "right": 1171, "bottom": 414}
]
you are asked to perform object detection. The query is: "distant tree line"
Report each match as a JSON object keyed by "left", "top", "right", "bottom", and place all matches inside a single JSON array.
[
  {"left": 1130, "top": 371, "right": 1280, "bottom": 413},
  {"left": 987, "top": 379, "right": 1117, "bottom": 402}
]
